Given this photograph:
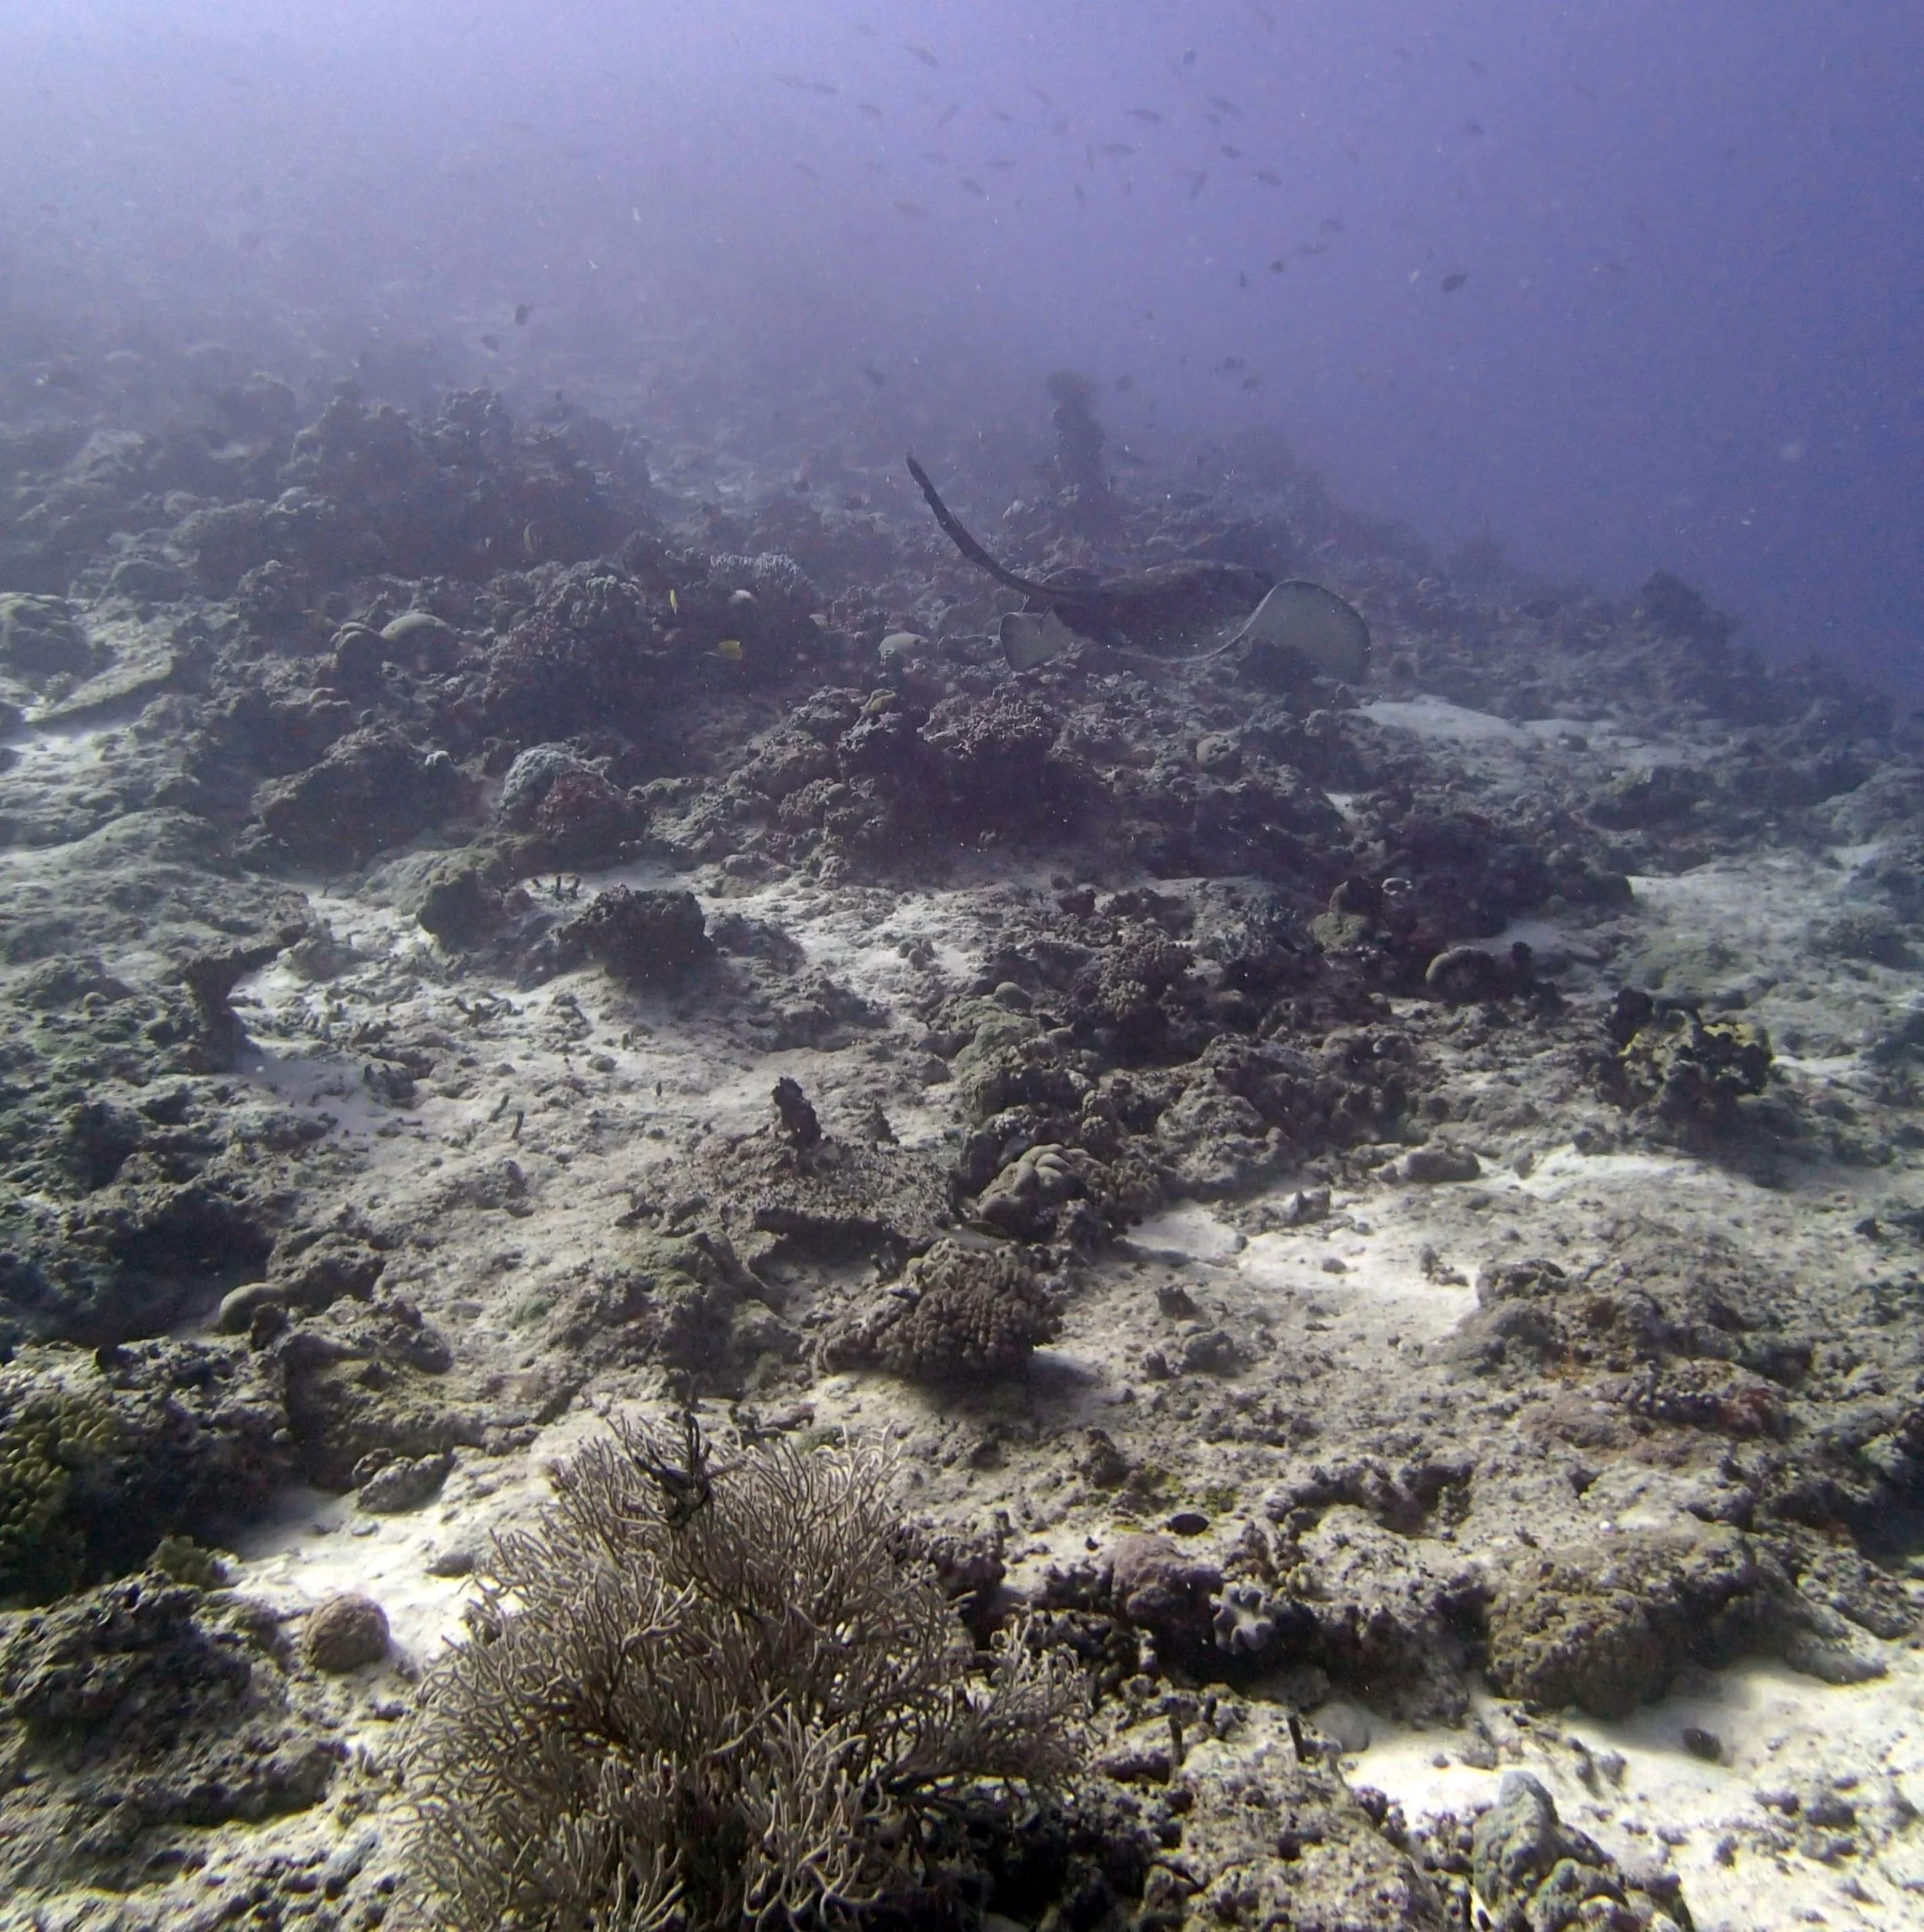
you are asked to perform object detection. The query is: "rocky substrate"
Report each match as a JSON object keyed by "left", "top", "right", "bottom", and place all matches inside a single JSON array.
[{"left": 2, "top": 370, "right": 1923, "bottom": 1930}]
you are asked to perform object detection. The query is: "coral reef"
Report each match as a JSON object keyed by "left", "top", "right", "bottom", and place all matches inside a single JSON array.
[{"left": 826, "top": 1239, "right": 1063, "bottom": 1382}]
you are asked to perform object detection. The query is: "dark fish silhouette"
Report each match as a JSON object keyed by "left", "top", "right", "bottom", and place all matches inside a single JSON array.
[
  {"left": 1128, "top": 107, "right": 1164, "bottom": 124},
  {"left": 1441, "top": 272, "right": 1468, "bottom": 291},
  {"left": 906, "top": 455, "right": 1272, "bottom": 651},
  {"left": 514, "top": 303, "right": 533, "bottom": 325},
  {"left": 480, "top": 332, "right": 501, "bottom": 350},
  {"left": 863, "top": 363, "right": 887, "bottom": 386},
  {"left": 904, "top": 42, "right": 939, "bottom": 67},
  {"left": 934, "top": 102, "right": 959, "bottom": 128},
  {"left": 1254, "top": 168, "right": 1282, "bottom": 185}
]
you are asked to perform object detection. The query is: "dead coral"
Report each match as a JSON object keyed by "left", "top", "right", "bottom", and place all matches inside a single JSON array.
[
  {"left": 1485, "top": 1526, "right": 1785, "bottom": 1719},
  {"left": 550, "top": 885, "right": 715, "bottom": 989},
  {"left": 403, "top": 1416, "right": 1080, "bottom": 1932},
  {"left": 1605, "top": 995, "right": 1773, "bottom": 1119},
  {"left": 826, "top": 1239, "right": 1062, "bottom": 1383}
]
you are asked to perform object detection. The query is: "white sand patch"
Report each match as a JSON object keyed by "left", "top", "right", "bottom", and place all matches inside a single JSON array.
[
  {"left": 1238, "top": 1210, "right": 1478, "bottom": 1344},
  {"left": 1349, "top": 1652, "right": 1924, "bottom": 1932},
  {"left": 1122, "top": 1205, "right": 1246, "bottom": 1265},
  {"left": 226, "top": 1404, "right": 618, "bottom": 1667},
  {"left": 1364, "top": 697, "right": 1689, "bottom": 765}
]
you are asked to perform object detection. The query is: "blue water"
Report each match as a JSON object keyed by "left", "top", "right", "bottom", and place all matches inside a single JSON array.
[{"left": 2, "top": 0, "right": 1918, "bottom": 692}]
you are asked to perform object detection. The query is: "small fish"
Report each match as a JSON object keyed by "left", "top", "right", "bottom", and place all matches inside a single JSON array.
[
  {"left": 1571, "top": 79, "right": 1598, "bottom": 102},
  {"left": 862, "top": 362, "right": 887, "bottom": 386},
  {"left": 523, "top": 523, "right": 540, "bottom": 552},
  {"left": 1221, "top": 355, "right": 1245, "bottom": 371},
  {"left": 985, "top": 157, "right": 1016, "bottom": 171},
  {"left": 934, "top": 102, "right": 959, "bottom": 128},
  {"left": 991, "top": 107, "right": 1014, "bottom": 124},
  {"left": 1468, "top": 57, "right": 1487, "bottom": 75},
  {"left": 1238, "top": 269, "right": 1248, "bottom": 288},
  {"left": 917, "top": 148, "right": 946, "bottom": 162},
  {"left": 1115, "top": 373, "right": 1134, "bottom": 392},
  {"left": 1207, "top": 94, "right": 1242, "bottom": 116},
  {"left": 1254, "top": 168, "right": 1282, "bottom": 185},
  {"left": 1463, "top": 118, "right": 1485, "bottom": 136},
  {"left": 479, "top": 332, "right": 501, "bottom": 351},
  {"left": 237, "top": 231, "right": 263, "bottom": 252},
  {"left": 1298, "top": 242, "right": 1328, "bottom": 255},
  {"left": 1184, "top": 169, "right": 1210, "bottom": 199},
  {"left": 1241, "top": 373, "right": 1261, "bottom": 389},
  {"left": 715, "top": 638, "right": 743, "bottom": 661},
  {"left": 858, "top": 102, "right": 884, "bottom": 123},
  {"left": 669, "top": 589, "right": 679, "bottom": 614},
  {"left": 904, "top": 42, "right": 940, "bottom": 67},
  {"left": 793, "top": 160, "right": 823, "bottom": 179},
  {"left": 774, "top": 72, "right": 810, "bottom": 89},
  {"left": 514, "top": 302, "right": 534, "bottom": 325},
  {"left": 1128, "top": 107, "right": 1164, "bottom": 124},
  {"left": 1441, "top": 271, "right": 1468, "bottom": 291},
  {"left": 1179, "top": 48, "right": 1197, "bottom": 68},
  {"left": 1320, "top": 216, "right": 1346, "bottom": 234},
  {"left": 1268, "top": 258, "right": 1286, "bottom": 272},
  {"left": 1051, "top": 112, "right": 1071, "bottom": 134},
  {"left": 893, "top": 199, "right": 931, "bottom": 217},
  {"left": 806, "top": 79, "right": 837, "bottom": 95},
  {"left": 1028, "top": 85, "right": 1054, "bottom": 107},
  {"left": 959, "top": 177, "right": 986, "bottom": 197},
  {"left": 1074, "top": 182, "right": 1087, "bottom": 204},
  {"left": 1100, "top": 141, "right": 1135, "bottom": 157},
  {"left": 1221, "top": 144, "right": 1244, "bottom": 160}
]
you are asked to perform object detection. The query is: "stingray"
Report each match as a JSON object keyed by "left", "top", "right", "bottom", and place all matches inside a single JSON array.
[
  {"left": 906, "top": 454, "right": 1270, "bottom": 656},
  {"left": 907, "top": 455, "right": 1370, "bottom": 681}
]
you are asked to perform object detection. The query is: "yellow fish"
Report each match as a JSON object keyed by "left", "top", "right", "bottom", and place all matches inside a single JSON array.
[
  {"left": 668, "top": 588, "right": 678, "bottom": 615},
  {"left": 716, "top": 638, "right": 743, "bottom": 661}
]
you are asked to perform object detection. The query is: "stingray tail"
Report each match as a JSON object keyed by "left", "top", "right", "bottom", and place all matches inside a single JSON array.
[{"left": 906, "top": 454, "right": 1061, "bottom": 601}]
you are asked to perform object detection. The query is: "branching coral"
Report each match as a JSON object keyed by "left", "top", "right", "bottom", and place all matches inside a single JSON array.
[{"left": 403, "top": 1416, "right": 1081, "bottom": 1931}]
